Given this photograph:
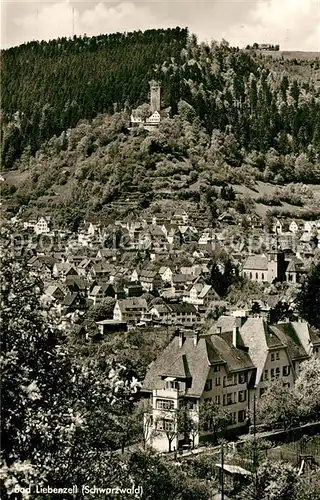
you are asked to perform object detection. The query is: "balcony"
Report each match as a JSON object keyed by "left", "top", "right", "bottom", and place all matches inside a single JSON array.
[{"left": 154, "top": 388, "right": 184, "bottom": 399}]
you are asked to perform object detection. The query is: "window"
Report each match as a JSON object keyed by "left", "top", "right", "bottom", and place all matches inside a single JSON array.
[
  {"left": 275, "top": 367, "right": 280, "bottom": 379},
  {"left": 262, "top": 273, "right": 265, "bottom": 280},
  {"left": 238, "top": 410, "right": 246, "bottom": 423},
  {"left": 256, "top": 273, "right": 258, "bottom": 280},
  {"left": 214, "top": 395, "right": 220, "bottom": 404},
  {"left": 223, "top": 374, "right": 237, "bottom": 387},
  {"left": 283, "top": 366, "right": 290, "bottom": 377},
  {"left": 164, "top": 420, "right": 173, "bottom": 432},
  {"left": 238, "top": 390, "right": 247, "bottom": 403},
  {"left": 157, "top": 419, "right": 174, "bottom": 432},
  {"left": 214, "top": 365, "right": 220, "bottom": 372},
  {"left": 165, "top": 380, "right": 180, "bottom": 390},
  {"left": 215, "top": 377, "right": 221, "bottom": 386},
  {"left": 276, "top": 352, "right": 280, "bottom": 360},
  {"left": 250, "top": 272, "right": 252, "bottom": 279},
  {"left": 156, "top": 399, "right": 174, "bottom": 410},
  {"left": 223, "top": 393, "right": 234, "bottom": 406},
  {"left": 187, "top": 399, "right": 197, "bottom": 410},
  {"left": 271, "top": 368, "right": 275, "bottom": 379},
  {"left": 264, "top": 369, "right": 268, "bottom": 381},
  {"left": 271, "top": 353, "right": 275, "bottom": 362},
  {"left": 259, "top": 388, "right": 265, "bottom": 397},
  {"left": 204, "top": 379, "right": 212, "bottom": 392},
  {"left": 231, "top": 412, "right": 237, "bottom": 424},
  {"left": 238, "top": 373, "right": 247, "bottom": 384}
]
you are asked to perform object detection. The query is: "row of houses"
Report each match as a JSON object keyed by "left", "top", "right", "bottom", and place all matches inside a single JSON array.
[{"left": 142, "top": 317, "right": 320, "bottom": 451}]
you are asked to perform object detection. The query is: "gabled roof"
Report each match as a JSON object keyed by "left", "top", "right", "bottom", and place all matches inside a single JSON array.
[
  {"left": 158, "top": 266, "right": 172, "bottom": 274},
  {"left": 62, "top": 292, "right": 79, "bottom": 306},
  {"left": 209, "top": 334, "right": 255, "bottom": 373},
  {"left": 89, "top": 285, "right": 101, "bottom": 296},
  {"left": 139, "top": 270, "right": 159, "bottom": 279},
  {"left": 163, "top": 354, "right": 191, "bottom": 379},
  {"left": 198, "top": 284, "right": 215, "bottom": 298},
  {"left": 172, "top": 274, "right": 197, "bottom": 284},
  {"left": 270, "top": 323, "right": 308, "bottom": 361},
  {"left": 117, "top": 298, "right": 147, "bottom": 311},
  {"left": 143, "top": 332, "right": 254, "bottom": 397},
  {"left": 215, "top": 315, "right": 240, "bottom": 333},
  {"left": 142, "top": 336, "right": 212, "bottom": 397},
  {"left": 168, "top": 303, "right": 197, "bottom": 314},
  {"left": 150, "top": 303, "right": 170, "bottom": 314},
  {"left": 239, "top": 318, "right": 285, "bottom": 383},
  {"left": 44, "top": 285, "right": 64, "bottom": 297},
  {"left": 290, "top": 322, "right": 320, "bottom": 351},
  {"left": 286, "top": 257, "right": 307, "bottom": 273}
]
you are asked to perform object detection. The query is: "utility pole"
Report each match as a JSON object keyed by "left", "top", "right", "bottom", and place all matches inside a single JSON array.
[
  {"left": 221, "top": 442, "right": 224, "bottom": 500},
  {"left": 253, "top": 393, "right": 258, "bottom": 499}
]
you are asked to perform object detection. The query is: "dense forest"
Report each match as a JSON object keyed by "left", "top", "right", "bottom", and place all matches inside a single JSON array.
[
  {"left": 2, "top": 28, "right": 320, "bottom": 170},
  {"left": 1, "top": 27, "right": 188, "bottom": 166}
]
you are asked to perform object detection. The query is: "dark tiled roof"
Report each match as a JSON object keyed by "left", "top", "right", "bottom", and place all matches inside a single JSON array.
[
  {"left": 163, "top": 354, "right": 191, "bottom": 379},
  {"left": 243, "top": 255, "right": 268, "bottom": 271},
  {"left": 209, "top": 334, "right": 255, "bottom": 373},
  {"left": 142, "top": 336, "right": 211, "bottom": 397},
  {"left": 62, "top": 292, "right": 79, "bottom": 306},
  {"left": 270, "top": 323, "right": 308, "bottom": 361},
  {"left": 143, "top": 331, "right": 254, "bottom": 398},
  {"left": 168, "top": 303, "right": 197, "bottom": 314}
]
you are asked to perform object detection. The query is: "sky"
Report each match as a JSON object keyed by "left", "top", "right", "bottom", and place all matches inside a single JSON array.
[{"left": 1, "top": 0, "right": 319, "bottom": 51}]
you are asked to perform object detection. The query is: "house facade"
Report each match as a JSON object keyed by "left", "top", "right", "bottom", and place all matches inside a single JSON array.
[
  {"left": 142, "top": 317, "right": 320, "bottom": 452},
  {"left": 142, "top": 327, "right": 255, "bottom": 452},
  {"left": 113, "top": 298, "right": 148, "bottom": 324}
]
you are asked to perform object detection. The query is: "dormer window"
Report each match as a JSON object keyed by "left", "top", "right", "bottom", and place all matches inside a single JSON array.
[{"left": 164, "top": 377, "right": 180, "bottom": 391}]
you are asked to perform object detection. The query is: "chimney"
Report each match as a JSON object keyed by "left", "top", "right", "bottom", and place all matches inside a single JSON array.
[
  {"left": 193, "top": 329, "right": 200, "bottom": 346},
  {"left": 233, "top": 325, "right": 240, "bottom": 348},
  {"left": 175, "top": 329, "right": 185, "bottom": 348}
]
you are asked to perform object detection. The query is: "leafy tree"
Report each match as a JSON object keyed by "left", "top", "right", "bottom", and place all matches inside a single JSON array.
[
  {"left": 220, "top": 185, "right": 236, "bottom": 201},
  {"left": 251, "top": 301, "right": 261, "bottom": 317},
  {"left": 294, "top": 357, "right": 320, "bottom": 421},
  {"left": 295, "top": 472, "right": 320, "bottom": 500},
  {"left": 237, "top": 436, "right": 273, "bottom": 466},
  {"left": 269, "top": 301, "right": 294, "bottom": 323},
  {"left": 127, "top": 450, "right": 210, "bottom": 500},
  {"left": 133, "top": 399, "right": 156, "bottom": 450},
  {"left": 198, "top": 400, "right": 231, "bottom": 442},
  {"left": 0, "top": 250, "right": 139, "bottom": 496},
  {"left": 86, "top": 297, "right": 116, "bottom": 321},
  {"left": 255, "top": 380, "right": 299, "bottom": 429},
  {"left": 240, "top": 459, "right": 298, "bottom": 500},
  {"left": 296, "top": 263, "right": 320, "bottom": 328},
  {"left": 155, "top": 408, "right": 183, "bottom": 453}
]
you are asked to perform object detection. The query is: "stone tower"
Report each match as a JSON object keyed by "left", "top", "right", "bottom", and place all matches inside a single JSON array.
[
  {"left": 149, "top": 80, "right": 161, "bottom": 113},
  {"left": 267, "top": 248, "right": 286, "bottom": 283}
]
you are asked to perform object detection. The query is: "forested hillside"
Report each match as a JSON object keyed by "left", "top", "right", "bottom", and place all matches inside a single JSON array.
[
  {"left": 1, "top": 28, "right": 320, "bottom": 222},
  {"left": 1, "top": 27, "right": 188, "bottom": 167}
]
